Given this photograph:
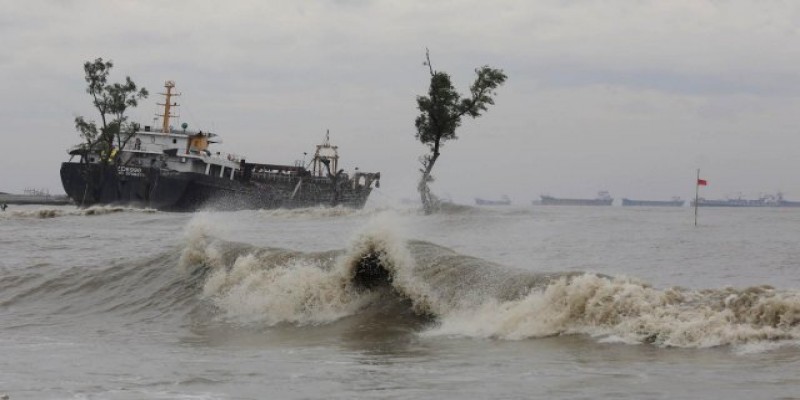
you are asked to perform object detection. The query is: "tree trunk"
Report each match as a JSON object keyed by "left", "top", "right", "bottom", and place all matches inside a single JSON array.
[{"left": 417, "top": 150, "right": 440, "bottom": 214}]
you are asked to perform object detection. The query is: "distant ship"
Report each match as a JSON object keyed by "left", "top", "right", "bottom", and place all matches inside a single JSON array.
[
  {"left": 536, "top": 191, "right": 613, "bottom": 206},
  {"left": 475, "top": 195, "right": 511, "bottom": 206},
  {"left": 60, "top": 81, "right": 380, "bottom": 211},
  {"left": 0, "top": 189, "right": 72, "bottom": 206},
  {"left": 622, "top": 197, "right": 685, "bottom": 207},
  {"left": 691, "top": 193, "right": 800, "bottom": 208}
]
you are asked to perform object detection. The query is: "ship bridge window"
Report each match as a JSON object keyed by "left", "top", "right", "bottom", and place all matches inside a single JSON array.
[{"left": 209, "top": 164, "right": 221, "bottom": 177}]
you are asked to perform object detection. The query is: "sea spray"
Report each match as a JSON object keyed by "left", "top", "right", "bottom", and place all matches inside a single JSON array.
[
  {"left": 201, "top": 253, "right": 376, "bottom": 325},
  {"left": 182, "top": 212, "right": 406, "bottom": 325},
  {"left": 426, "top": 274, "right": 800, "bottom": 347}
]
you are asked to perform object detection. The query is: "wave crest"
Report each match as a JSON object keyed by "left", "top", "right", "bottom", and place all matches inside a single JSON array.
[
  {"left": 427, "top": 274, "right": 800, "bottom": 347},
  {"left": 176, "top": 213, "right": 800, "bottom": 348}
]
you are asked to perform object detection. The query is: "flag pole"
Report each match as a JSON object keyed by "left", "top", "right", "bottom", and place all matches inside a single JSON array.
[{"left": 694, "top": 168, "right": 700, "bottom": 226}]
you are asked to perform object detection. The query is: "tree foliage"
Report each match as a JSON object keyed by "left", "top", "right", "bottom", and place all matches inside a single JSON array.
[
  {"left": 415, "top": 49, "right": 507, "bottom": 213},
  {"left": 74, "top": 58, "right": 148, "bottom": 164}
]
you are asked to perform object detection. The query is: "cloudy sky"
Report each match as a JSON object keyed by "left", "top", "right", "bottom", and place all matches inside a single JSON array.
[{"left": 3, "top": 0, "right": 800, "bottom": 204}]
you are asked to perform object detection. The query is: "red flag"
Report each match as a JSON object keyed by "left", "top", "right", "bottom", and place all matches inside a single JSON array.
[{"left": 697, "top": 179, "right": 707, "bottom": 186}]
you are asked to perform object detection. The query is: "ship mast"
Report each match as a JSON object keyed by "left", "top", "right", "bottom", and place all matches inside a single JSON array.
[
  {"left": 312, "top": 130, "right": 339, "bottom": 177},
  {"left": 156, "top": 81, "right": 180, "bottom": 134}
]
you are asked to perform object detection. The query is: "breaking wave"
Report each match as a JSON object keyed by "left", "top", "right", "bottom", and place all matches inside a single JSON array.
[
  {"left": 4, "top": 213, "right": 798, "bottom": 350},
  {"left": 179, "top": 215, "right": 800, "bottom": 349}
]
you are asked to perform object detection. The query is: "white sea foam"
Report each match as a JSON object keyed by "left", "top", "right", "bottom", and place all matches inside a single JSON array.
[
  {"left": 0, "top": 205, "right": 156, "bottom": 219},
  {"left": 201, "top": 253, "right": 375, "bottom": 325},
  {"left": 182, "top": 211, "right": 412, "bottom": 325},
  {"left": 425, "top": 274, "right": 800, "bottom": 348}
]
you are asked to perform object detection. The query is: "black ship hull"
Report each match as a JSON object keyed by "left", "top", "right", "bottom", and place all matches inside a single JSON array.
[
  {"left": 60, "top": 162, "right": 372, "bottom": 211},
  {"left": 475, "top": 198, "right": 511, "bottom": 206},
  {"left": 537, "top": 197, "right": 613, "bottom": 206},
  {"left": 621, "top": 198, "right": 685, "bottom": 207}
]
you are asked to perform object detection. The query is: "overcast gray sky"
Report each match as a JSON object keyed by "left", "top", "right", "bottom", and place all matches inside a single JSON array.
[{"left": 3, "top": 0, "right": 800, "bottom": 204}]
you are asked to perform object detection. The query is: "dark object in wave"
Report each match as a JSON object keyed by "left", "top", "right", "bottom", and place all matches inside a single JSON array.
[
  {"left": 61, "top": 81, "right": 380, "bottom": 211},
  {"left": 536, "top": 191, "right": 613, "bottom": 206},
  {"left": 475, "top": 195, "right": 511, "bottom": 206},
  {"left": 353, "top": 251, "right": 393, "bottom": 290},
  {"left": 622, "top": 197, "right": 685, "bottom": 207},
  {"left": 691, "top": 193, "right": 800, "bottom": 208}
]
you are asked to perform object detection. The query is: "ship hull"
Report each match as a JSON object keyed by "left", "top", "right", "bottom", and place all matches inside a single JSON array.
[
  {"left": 537, "top": 196, "right": 613, "bottom": 206},
  {"left": 60, "top": 162, "right": 372, "bottom": 211},
  {"left": 621, "top": 199, "right": 685, "bottom": 207},
  {"left": 475, "top": 199, "right": 511, "bottom": 206}
]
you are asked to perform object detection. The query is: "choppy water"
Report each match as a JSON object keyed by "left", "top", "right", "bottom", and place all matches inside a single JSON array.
[{"left": 1, "top": 203, "right": 799, "bottom": 399}]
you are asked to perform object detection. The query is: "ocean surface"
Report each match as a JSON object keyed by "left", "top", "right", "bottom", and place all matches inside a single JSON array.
[{"left": 1, "top": 203, "right": 799, "bottom": 399}]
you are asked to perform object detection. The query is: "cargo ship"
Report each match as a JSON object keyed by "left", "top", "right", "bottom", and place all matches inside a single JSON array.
[
  {"left": 60, "top": 81, "right": 380, "bottom": 211},
  {"left": 536, "top": 191, "right": 613, "bottom": 206},
  {"left": 691, "top": 193, "right": 800, "bottom": 208},
  {"left": 0, "top": 189, "right": 72, "bottom": 206},
  {"left": 621, "top": 197, "right": 685, "bottom": 207},
  {"left": 475, "top": 195, "right": 511, "bottom": 206}
]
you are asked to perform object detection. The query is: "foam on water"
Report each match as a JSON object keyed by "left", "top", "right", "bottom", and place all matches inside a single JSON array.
[
  {"left": 0, "top": 205, "right": 157, "bottom": 219},
  {"left": 425, "top": 274, "right": 800, "bottom": 348},
  {"left": 179, "top": 212, "right": 417, "bottom": 325}
]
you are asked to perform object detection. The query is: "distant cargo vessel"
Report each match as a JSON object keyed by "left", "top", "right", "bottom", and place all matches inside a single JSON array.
[
  {"left": 475, "top": 195, "right": 511, "bottom": 206},
  {"left": 691, "top": 193, "right": 800, "bottom": 208},
  {"left": 536, "top": 191, "right": 613, "bottom": 206},
  {"left": 622, "top": 197, "right": 685, "bottom": 207},
  {"left": 0, "top": 189, "right": 72, "bottom": 206}
]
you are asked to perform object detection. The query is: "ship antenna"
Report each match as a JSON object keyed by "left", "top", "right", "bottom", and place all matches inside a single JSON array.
[{"left": 156, "top": 81, "right": 180, "bottom": 134}]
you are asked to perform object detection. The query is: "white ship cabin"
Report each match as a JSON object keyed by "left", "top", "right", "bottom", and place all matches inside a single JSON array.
[
  {"left": 120, "top": 81, "right": 241, "bottom": 179},
  {"left": 124, "top": 127, "right": 241, "bottom": 178}
]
